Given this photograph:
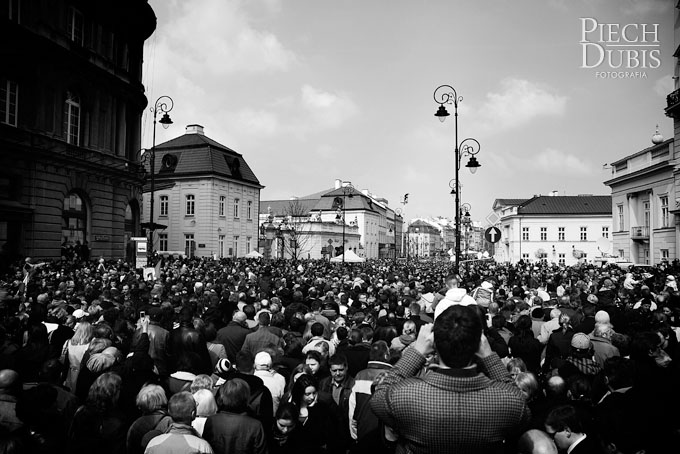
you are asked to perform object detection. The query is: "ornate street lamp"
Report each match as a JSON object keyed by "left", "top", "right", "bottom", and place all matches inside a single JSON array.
[
  {"left": 434, "top": 84, "right": 481, "bottom": 270},
  {"left": 333, "top": 182, "right": 354, "bottom": 264},
  {"left": 146, "top": 95, "right": 174, "bottom": 266}
]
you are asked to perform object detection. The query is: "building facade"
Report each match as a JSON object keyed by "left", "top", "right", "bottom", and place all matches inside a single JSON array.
[
  {"left": 142, "top": 125, "right": 262, "bottom": 258},
  {"left": 407, "top": 220, "right": 442, "bottom": 258},
  {"left": 603, "top": 137, "right": 676, "bottom": 265},
  {"left": 0, "top": 0, "right": 156, "bottom": 264},
  {"left": 493, "top": 196, "right": 612, "bottom": 265},
  {"left": 260, "top": 179, "right": 404, "bottom": 260}
]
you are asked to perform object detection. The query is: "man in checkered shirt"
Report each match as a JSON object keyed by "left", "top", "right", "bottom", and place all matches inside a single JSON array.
[{"left": 371, "top": 305, "right": 530, "bottom": 454}]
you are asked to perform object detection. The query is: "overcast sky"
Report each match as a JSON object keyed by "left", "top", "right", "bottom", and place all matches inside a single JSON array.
[{"left": 142, "top": 0, "right": 675, "bottom": 225}]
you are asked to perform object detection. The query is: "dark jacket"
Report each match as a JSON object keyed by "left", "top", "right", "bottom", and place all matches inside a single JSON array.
[
  {"left": 167, "top": 323, "right": 212, "bottom": 375},
  {"left": 203, "top": 411, "right": 267, "bottom": 454},
  {"left": 216, "top": 320, "right": 252, "bottom": 362}
]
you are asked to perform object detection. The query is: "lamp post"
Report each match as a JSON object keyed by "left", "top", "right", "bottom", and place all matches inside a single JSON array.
[
  {"left": 262, "top": 208, "right": 276, "bottom": 260},
  {"left": 334, "top": 182, "right": 354, "bottom": 264},
  {"left": 460, "top": 203, "right": 472, "bottom": 258},
  {"left": 394, "top": 208, "right": 403, "bottom": 263},
  {"left": 434, "top": 85, "right": 481, "bottom": 270},
  {"left": 147, "top": 95, "right": 174, "bottom": 266}
]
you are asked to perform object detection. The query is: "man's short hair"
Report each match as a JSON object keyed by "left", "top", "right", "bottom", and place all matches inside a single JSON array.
[
  {"left": 258, "top": 312, "right": 271, "bottom": 326},
  {"left": 369, "top": 340, "right": 390, "bottom": 362},
  {"left": 445, "top": 274, "right": 458, "bottom": 287},
  {"left": 328, "top": 354, "right": 348, "bottom": 368},
  {"left": 545, "top": 404, "right": 584, "bottom": 434},
  {"left": 310, "top": 322, "right": 324, "bottom": 337},
  {"left": 359, "top": 325, "right": 374, "bottom": 342},
  {"left": 235, "top": 350, "right": 254, "bottom": 373},
  {"left": 168, "top": 391, "right": 196, "bottom": 424},
  {"left": 434, "top": 305, "right": 482, "bottom": 368}
]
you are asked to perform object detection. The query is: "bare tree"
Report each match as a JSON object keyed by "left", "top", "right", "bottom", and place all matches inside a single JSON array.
[{"left": 282, "top": 199, "right": 313, "bottom": 260}]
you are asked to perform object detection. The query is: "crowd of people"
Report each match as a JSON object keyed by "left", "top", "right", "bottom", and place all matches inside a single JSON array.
[{"left": 0, "top": 253, "right": 679, "bottom": 454}]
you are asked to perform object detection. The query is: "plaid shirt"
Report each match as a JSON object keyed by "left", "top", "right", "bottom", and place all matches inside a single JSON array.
[{"left": 370, "top": 348, "right": 530, "bottom": 454}]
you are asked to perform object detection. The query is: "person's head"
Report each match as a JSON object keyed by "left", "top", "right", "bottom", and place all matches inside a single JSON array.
[
  {"left": 168, "top": 391, "right": 196, "bottom": 424},
  {"left": 291, "top": 373, "right": 318, "bottom": 408},
  {"left": 86, "top": 372, "right": 122, "bottom": 413},
  {"left": 507, "top": 357, "right": 528, "bottom": 380},
  {"left": 445, "top": 274, "right": 459, "bottom": 289},
  {"left": 328, "top": 354, "right": 348, "bottom": 384},
  {"left": 258, "top": 311, "right": 271, "bottom": 327},
  {"left": 254, "top": 351, "right": 273, "bottom": 372},
  {"left": 545, "top": 375, "right": 567, "bottom": 400},
  {"left": 216, "top": 378, "right": 250, "bottom": 413},
  {"left": 402, "top": 320, "right": 417, "bottom": 336},
  {"left": 235, "top": 350, "right": 255, "bottom": 374},
  {"left": 359, "top": 325, "right": 374, "bottom": 342},
  {"left": 434, "top": 305, "right": 482, "bottom": 368},
  {"left": 193, "top": 389, "right": 217, "bottom": 417},
  {"left": 310, "top": 322, "right": 324, "bottom": 338},
  {"left": 135, "top": 384, "right": 167, "bottom": 413},
  {"left": 275, "top": 402, "right": 299, "bottom": 436},
  {"left": 517, "top": 429, "right": 558, "bottom": 454},
  {"left": 369, "top": 340, "right": 390, "bottom": 363},
  {"left": 304, "top": 350, "right": 322, "bottom": 375},
  {"left": 545, "top": 405, "right": 586, "bottom": 452},
  {"left": 71, "top": 321, "right": 93, "bottom": 346},
  {"left": 190, "top": 374, "right": 214, "bottom": 393},
  {"left": 515, "top": 372, "right": 539, "bottom": 400}
]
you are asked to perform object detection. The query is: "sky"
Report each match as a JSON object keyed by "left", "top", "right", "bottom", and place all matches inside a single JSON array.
[{"left": 141, "top": 0, "right": 675, "bottom": 226}]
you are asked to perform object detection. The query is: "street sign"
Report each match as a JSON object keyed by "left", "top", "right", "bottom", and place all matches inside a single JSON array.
[{"left": 484, "top": 226, "right": 502, "bottom": 243}]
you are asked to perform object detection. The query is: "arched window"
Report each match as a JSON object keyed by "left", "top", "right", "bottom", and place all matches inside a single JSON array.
[
  {"left": 64, "top": 91, "right": 80, "bottom": 145},
  {"left": 62, "top": 192, "right": 87, "bottom": 245}
]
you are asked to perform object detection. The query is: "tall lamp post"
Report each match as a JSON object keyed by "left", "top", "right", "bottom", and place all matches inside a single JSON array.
[
  {"left": 394, "top": 208, "right": 403, "bottom": 263},
  {"left": 434, "top": 85, "right": 480, "bottom": 270},
  {"left": 460, "top": 203, "right": 472, "bottom": 258},
  {"left": 334, "top": 182, "right": 354, "bottom": 264},
  {"left": 146, "top": 95, "right": 174, "bottom": 266}
]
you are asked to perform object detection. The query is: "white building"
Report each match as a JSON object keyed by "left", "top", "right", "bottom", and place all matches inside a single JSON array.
[
  {"left": 493, "top": 195, "right": 612, "bottom": 265},
  {"left": 603, "top": 136, "right": 676, "bottom": 265},
  {"left": 142, "top": 125, "right": 263, "bottom": 258},
  {"left": 260, "top": 179, "right": 404, "bottom": 259}
]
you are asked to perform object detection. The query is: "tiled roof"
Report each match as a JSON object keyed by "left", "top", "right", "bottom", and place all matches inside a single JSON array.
[
  {"left": 517, "top": 196, "right": 611, "bottom": 215},
  {"left": 494, "top": 198, "right": 529, "bottom": 208},
  {"left": 260, "top": 198, "right": 320, "bottom": 216},
  {"left": 150, "top": 132, "right": 262, "bottom": 187}
]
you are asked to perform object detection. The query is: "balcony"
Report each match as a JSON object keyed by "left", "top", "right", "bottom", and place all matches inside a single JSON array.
[
  {"left": 666, "top": 88, "right": 680, "bottom": 118},
  {"left": 630, "top": 226, "right": 649, "bottom": 240}
]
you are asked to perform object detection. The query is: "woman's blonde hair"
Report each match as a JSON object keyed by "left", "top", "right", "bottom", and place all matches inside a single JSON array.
[{"left": 71, "top": 321, "right": 93, "bottom": 346}]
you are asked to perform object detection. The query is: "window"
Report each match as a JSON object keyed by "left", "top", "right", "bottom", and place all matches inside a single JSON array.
[
  {"left": 617, "top": 205, "right": 624, "bottom": 231},
  {"left": 660, "top": 196, "right": 669, "bottom": 228},
  {"left": 159, "top": 233, "right": 168, "bottom": 252},
  {"left": 67, "top": 6, "right": 84, "bottom": 45},
  {"left": 643, "top": 201, "right": 650, "bottom": 227},
  {"left": 218, "top": 235, "right": 225, "bottom": 258},
  {"left": 602, "top": 226, "right": 609, "bottom": 238},
  {"left": 521, "top": 253, "right": 530, "bottom": 260},
  {"left": 233, "top": 198, "right": 240, "bottom": 218},
  {"left": 618, "top": 249, "right": 625, "bottom": 259},
  {"left": 184, "top": 234, "right": 195, "bottom": 257},
  {"left": 159, "top": 195, "right": 168, "bottom": 217},
  {"left": 558, "top": 253, "right": 566, "bottom": 265},
  {"left": 558, "top": 227, "right": 565, "bottom": 241},
  {"left": 62, "top": 192, "right": 87, "bottom": 246},
  {"left": 63, "top": 91, "right": 80, "bottom": 145},
  {"left": 233, "top": 236, "right": 239, "bottom": 257},
  {"left": 661, "top": 249, "right": 670, "bottom": 262},
  {"left": 580, "top": 227, "right": 587, "bottom": 241},
  {"left": 246, "top": 236, "right": 252, "bottom": 253},
  {"left": 219, "top": 196, "right": 226, "bottom": 217},
  {"left": 522, "top": 227, "right": 529, "bottom": 241},
  {"left": 247, "top": 201, "right": 252, "bottom": 220},
  {"left": 185, "top": 195, "right": 195, "bottom": 216},
  {"left": 0, "top": 78, "right": 18, "bottom": 126},
  {"left": 540, "top": 227, "right": 547, "bottom": 241}
]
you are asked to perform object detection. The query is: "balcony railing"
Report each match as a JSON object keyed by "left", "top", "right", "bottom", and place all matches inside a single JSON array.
[
  {"left": 666, "top": 88, "right": 680, "bottom": 118},
  {"left": 630, "top": 226, "right": 649, "bottom": 239}
]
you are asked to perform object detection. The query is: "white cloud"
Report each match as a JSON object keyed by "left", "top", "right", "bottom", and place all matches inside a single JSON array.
[
  {"left": 654, "top": 75, "right": 674, "bottom": 97},
  {"left": 301, "top": 85, "right": 359, "bottom": 129},
  {"left": 527, "top": 148, "right": 595, "bottom": 176},
  {"left": 474, "top": 78, "right": 567, "bottom": 133},
  {"left": 148, "top": 0, "right": 297, "bottom": 80}
]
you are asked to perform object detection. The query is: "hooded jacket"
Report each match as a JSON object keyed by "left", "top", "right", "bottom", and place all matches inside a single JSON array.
[{"left": 434, "top": 289, "right": 476, "bottom": 320}]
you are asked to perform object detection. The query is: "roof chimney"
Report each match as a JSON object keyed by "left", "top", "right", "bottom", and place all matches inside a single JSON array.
[
  {"left": 186, "top": 124, "right": 205, "bottom": 135},
  {"left": 334, "top": 179, "right": 342, "bottom": 189}
]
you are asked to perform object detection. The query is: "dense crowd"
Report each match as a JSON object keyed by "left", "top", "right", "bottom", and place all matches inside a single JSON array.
[{"left": 0, "top": 253, "right": 679, "bottom": 454}]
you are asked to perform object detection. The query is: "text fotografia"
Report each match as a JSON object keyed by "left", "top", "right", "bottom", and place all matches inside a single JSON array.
[{"left": 580, "top": 18, "right": 660, "bottom": 77}]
